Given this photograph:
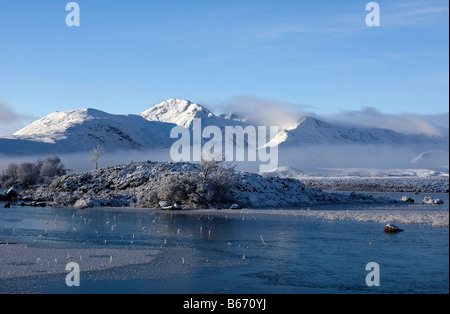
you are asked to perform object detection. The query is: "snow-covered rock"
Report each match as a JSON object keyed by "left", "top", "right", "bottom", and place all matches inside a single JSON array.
[
  {"left": 383, "top": 223, "right": 404, "bottom": 232},
  {"left": 74, "top": 198, "right": 101, "bottom": 209},
  {"left": 433, "top": 198, "right": 444, "bottom": 205},
  {"left": 6, "top": 187, "right": 19, "bottom": 199},
  {"left": 422, "top": 197, "right": 445, "bottom": 205},
  {"left": 401, "top": 196, "right": 415, "bottom": 203},
  {"left": 159, "top": 201, "right": 171, "bottom": 208},
  {"left": 0, "top": 187, "right": 19, "bottom": 201},
  {"left": 173, "top": 203, "right": 182, "bottom": 209},
  {"left": 158, "top": 201, "right": 182, "bottom": 210},
  {"left": 422, "top": 197, "right": 434, "bottom": 204}
]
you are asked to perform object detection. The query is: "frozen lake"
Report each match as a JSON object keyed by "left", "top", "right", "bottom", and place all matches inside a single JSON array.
[{"left": 0, "top": 192, "right": 448, "bottom": 294}]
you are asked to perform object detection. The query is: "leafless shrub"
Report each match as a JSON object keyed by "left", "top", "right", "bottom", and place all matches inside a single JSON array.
[{"left": 0, "top": 157, "right": 66, "bottom": 188}]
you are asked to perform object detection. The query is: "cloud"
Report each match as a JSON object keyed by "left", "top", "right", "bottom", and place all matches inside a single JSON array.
[
  {"left": 211, "top": 96, "right": 448, "bottom": 137},
  {"left": 384, "top": 1, "right": 449, "bottom": 27},
  {"left": 212, "top": 95, "right": 312, "bottom": 127},
  {"left": 323, "top": 107, "right": 449, "bottom": 137},
  {"left": 0, "top": 100, "right": 35, "bottom": 136}
]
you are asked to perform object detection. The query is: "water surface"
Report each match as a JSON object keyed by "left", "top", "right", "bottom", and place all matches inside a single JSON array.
[{"left": 0, "top": 193, "right": 448, "bottom": 294}]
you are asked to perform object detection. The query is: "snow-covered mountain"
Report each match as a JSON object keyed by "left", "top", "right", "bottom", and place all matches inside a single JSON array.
[
  {"left": 0, "top": 98, "right": 447, "bottom": 160},
  {"left": 266, "top": 116, "right": 444, "bottom": 147},
  {"left": 0, "top": 108, "right": 176, "bottom": 155}
]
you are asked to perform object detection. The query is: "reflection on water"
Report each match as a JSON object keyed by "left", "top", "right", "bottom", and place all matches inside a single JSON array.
[{"left": 0, "top": 194, "right": 448, "bottom": 294}]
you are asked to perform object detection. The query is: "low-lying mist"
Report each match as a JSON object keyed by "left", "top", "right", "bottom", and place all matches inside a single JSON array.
[
  {"left": 0, "top": 149, "right": 172, "bottom": 174},
  {"left": 277, "top": 145, "right": 449, "bottom": 172},
  {"left": 1, "top": 144, "right": 447, "bottom": 176}
]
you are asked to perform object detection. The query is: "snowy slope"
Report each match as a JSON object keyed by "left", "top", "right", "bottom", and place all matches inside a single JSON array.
[
  {"left": 267, "top": 116, "right": 444, "bottom": 147},
  {"left": 1, "top": 108, "right": 176, "bottom": 155},
  {"left": 411, "top": 150, "right": 449, "bottom": 171},
  {"left": 139, "top": 98, "right": 253, "bottom": 150}
]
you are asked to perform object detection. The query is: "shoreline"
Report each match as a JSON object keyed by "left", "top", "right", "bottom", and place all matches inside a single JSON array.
[{"left": 2, "top": 197, "right": 449, "bottom": 228}]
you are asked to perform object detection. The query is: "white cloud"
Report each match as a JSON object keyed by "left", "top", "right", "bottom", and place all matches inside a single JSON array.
[
  {"left": 384, "top": 1, "right": 449, "bottom": 26},
  {"left": 0, "top": 100, "right": 35, "bottom": 136},
  {"left": 212, "top": 96, "right": 449, "bottom": 137},
  {"left": 211, "top": 95, "right": 312, "bottom": 127},
  {"left": 322, "top": 107, "right": 448, "bottom": 137}
]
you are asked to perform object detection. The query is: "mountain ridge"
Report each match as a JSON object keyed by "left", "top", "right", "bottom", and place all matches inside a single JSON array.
[
  {"left": 0, "top": 98, "right": 447, "bottom": 157},
  {"left": 267, "top": 115, "right": 445, "bottom": 147}
]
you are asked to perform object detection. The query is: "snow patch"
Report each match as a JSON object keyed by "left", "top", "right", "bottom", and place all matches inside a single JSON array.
[{"left": 0, "top": 245, "right": 159, "bottom": 279}]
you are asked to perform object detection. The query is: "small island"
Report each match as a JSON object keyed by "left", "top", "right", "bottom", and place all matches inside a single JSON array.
[{"left": 1, "top": 158, "right": 396, "bottom": 210}]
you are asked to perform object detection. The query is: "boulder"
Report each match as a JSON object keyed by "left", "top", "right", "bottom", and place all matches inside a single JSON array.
[
  {"left": 401, "top": 196, "right": 414, "bottom": 203},
  {"left": 173, "top": 203, "right": 182, "bottom": 210},
  {"left": 6, "top": 187, "right": 19, "bottom": 199},
  {"left": 422, "top": 197, "right": 444, "bottom": 205},
  {"left": 159, "top": 201, "right": 171, "bottom": 208},
  {"left": 159, "top": 201, "right": 183, "bottom": 210},
  {"left": 230, "top": 203, "right": 240, "bottom": 209},
  {"left": 3, "top": 203, "right": 11, "bottom": 208},
  {"left": 1, "top": 187, "right": 19, "bottom": 201},
  {"left": 383, "top": 223, "right": 404, "bottom": 232},
  {"left": 74, "top": 198, "right": 100, "bottom": 209},
  {"left": 31, "top": 202, "right": 47, "bottom": 207},
  {"left": 422, "top": 197, "right": 434, "bottom": 205}
]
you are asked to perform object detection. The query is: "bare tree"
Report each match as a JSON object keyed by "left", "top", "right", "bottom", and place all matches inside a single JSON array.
[{"left": 90, "top": 145, "right": 104, "bottom": 170}]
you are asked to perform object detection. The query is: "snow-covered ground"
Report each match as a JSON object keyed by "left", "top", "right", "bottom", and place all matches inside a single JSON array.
[
  {"left": 265, "top": 167, "right": 449, "bottom": 193},
  {"left": 17, "top": 161, "right": 398, "bottom": 209}
]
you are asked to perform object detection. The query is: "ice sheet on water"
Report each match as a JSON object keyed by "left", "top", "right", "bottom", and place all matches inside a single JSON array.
[
  {"left": 0, "top": 245, "right": 159, "bottom": 279},
  {"left": 293, "top": 209, "right": 449, "bottom": 228},
  {"left": 189, "top": 208, "right": 449, "bottom": 228}
]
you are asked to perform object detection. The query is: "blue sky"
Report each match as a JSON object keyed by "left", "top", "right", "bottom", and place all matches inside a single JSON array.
[{"left": 0, "top": 0, "right": 448, "bottom": 134}]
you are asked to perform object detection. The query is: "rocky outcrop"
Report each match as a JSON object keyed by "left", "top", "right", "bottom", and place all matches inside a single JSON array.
[{"left": 16, "top": 161, "right": 398, "bottom": 209}]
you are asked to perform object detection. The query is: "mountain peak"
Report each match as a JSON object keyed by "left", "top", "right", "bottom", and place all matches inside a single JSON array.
[
  {"left": 84, "top": 107, "right": 110, "bottom": 117},
  {"left": 139, "top": 98, "right": 217, "bottom": 128}
]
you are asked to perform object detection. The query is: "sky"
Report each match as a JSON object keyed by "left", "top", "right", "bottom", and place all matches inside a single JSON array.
[{"left": 0, "top": 0, "right": 449, "bottom": 136}]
